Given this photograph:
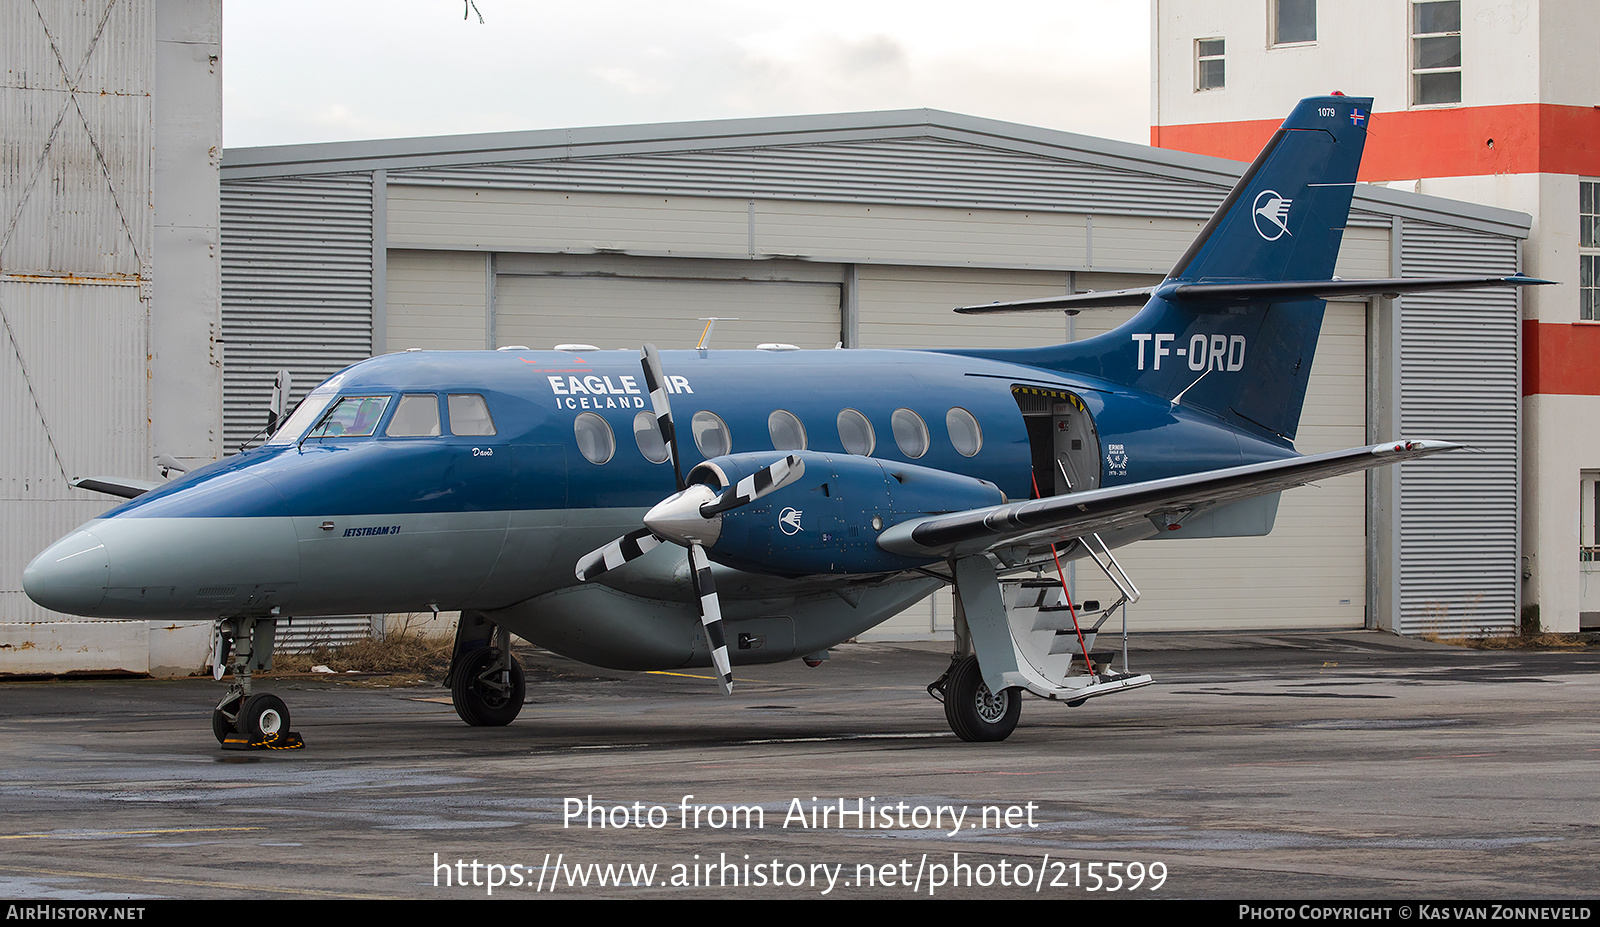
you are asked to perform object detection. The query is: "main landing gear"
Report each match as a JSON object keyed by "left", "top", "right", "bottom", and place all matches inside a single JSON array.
[
  {"left": 934, "top": 654, "right": 1021, "bottom": 742},
  {"left": 930, "top": 546, "right": 1155, "bottom": 743},
  {"left": 445, "top": 611, "right": 526, "bottom": 727},
  {"left": 211, "top": 616, "right": 304, "bottom": 750}
]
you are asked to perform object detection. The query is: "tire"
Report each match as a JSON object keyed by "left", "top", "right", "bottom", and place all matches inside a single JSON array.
[
  {"left": 942, "top": 655, "right": 1021, "bottom": 742},
  {"left": 451, "top": 648, "right": 526, "bottom": 727},
  {"left": 239, "top": 693, "right": 290, "bottom": 742},
  {"left": 212, "top": 692, "right": 243, "bottom": 743}
]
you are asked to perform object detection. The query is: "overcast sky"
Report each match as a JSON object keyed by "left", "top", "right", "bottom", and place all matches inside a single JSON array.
[{"left": 221, "top": 0, "right": 1151, "bottom": 150}]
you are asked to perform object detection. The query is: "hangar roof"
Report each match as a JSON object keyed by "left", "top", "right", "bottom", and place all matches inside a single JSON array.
[{"left": 221, "top": 108, "right": 1532, "bottom": 238}]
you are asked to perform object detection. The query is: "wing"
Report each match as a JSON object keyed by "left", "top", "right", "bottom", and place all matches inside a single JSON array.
[{"left": 877, "top": 440, "right": 1457, "bottom": 560}]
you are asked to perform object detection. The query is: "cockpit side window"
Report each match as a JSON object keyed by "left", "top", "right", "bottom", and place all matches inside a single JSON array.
[
  {"left": 306, "top": 395, "right": 391, "bottom": 439},
  {"left": 447, "top": 393, "right": 496, "bottom": 436},
  {"left": 385, "top": 394, "right": 441, "bottom": 437}
]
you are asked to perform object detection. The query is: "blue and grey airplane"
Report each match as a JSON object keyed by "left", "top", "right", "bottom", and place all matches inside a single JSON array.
[{"left": 23, "top": 96, "right": 1546, "bottom": 745}]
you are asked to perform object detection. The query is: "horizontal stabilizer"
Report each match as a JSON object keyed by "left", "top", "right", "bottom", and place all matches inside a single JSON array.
[
  {"left": 72, "top": 477, "right": 160, "bottom": 499},
  {"left": 954, "top": 287, "right": 1155, "bottom": 315},
  {"left": 1171, "top": 274, "right": 1553, "bottom": 303},
  {"left": 878, "top": 440, "right": 1457, "bottom": 559},
  {"left": 953, "top": 275, "right": 1550, "bottom": 315}
]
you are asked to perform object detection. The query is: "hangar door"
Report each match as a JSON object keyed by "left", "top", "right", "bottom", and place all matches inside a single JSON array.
[
  {"left": 1068, "top": 299, "right": 1370, "bottom": 632},
  {"left": 495, "top": 268, "right": 841, "bottom": 352}
]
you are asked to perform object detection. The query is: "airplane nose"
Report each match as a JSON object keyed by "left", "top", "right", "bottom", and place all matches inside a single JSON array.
[{"left": 23, "top": 529, "right": 110, "bottom": 615}]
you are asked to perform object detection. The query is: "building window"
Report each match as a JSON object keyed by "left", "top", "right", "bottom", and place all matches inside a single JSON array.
[
  {"left": 1582, "top": 180, "right": 1600, "bottom": 320},
  {"left": 1412, "top": 1, "right": 1461, "bottom": 105},
  {"left": 1272, "top": 0, "right": 1316, "bottom": 45},
  {"left": 1195, "top": 38, "right": 1225, "bottom": 90}
]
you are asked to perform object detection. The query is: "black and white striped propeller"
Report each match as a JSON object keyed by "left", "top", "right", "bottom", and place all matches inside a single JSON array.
[{"left": 573, "top": 344, "right": 804, "bottom": 695}]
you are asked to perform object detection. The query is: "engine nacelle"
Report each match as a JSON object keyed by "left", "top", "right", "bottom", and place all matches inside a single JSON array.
[{"left": 688, "top": 451, "right": 1005, "bottom": 576}]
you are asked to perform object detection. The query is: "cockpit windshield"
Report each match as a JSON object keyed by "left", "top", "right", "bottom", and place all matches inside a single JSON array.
[{"left": 264, "top": 375, "right": 346, "bottom": 446}]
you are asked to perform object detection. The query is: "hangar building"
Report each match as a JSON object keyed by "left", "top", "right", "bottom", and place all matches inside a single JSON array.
[{"left": 218, "top": 113, "right": 1532, "bottom": 639}]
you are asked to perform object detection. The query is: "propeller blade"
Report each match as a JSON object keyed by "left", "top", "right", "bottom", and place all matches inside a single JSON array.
[
  {"left": 699, "top": 454, "right": 806, "bottom": 517},
  {"left": 687, "top": 543, "right": 733, "bottom": 695},
  {"left": 575, "top": 527, "right": 663, "bottom": 582},
  {"left": 640, "top": 343, "right": 685, "bottom": 491}
]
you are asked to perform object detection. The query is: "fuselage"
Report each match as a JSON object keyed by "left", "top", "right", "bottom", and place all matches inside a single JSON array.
[{"left": 22, "top": 344, "right": 1296, "bottom": 634}]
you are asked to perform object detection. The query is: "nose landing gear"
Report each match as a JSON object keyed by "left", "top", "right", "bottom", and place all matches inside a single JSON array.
[{"left": 211, "top": 616, "right": 305, "bottom": 750}]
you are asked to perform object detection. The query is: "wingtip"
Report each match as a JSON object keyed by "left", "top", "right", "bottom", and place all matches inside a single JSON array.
[{"left": 1372, "top": 439, "right": 1461, "bottom": 456}]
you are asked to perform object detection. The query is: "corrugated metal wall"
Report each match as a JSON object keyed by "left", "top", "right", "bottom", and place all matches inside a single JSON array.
[
  {"left": 1, "top": 0, "right": 153, "bottom": 622},
  {"left": 215, "top": 172, "right": 381, "bottom": 648},
  {"left": 1, "top": 0, "right": 152, "bottom": 281},
  {"left": 220, "top": 174, "right": 376, "bottom": 451},
  {"left": 388, "top": 138, "right": 1228, "bottom": 217},
  {"left": 1397, "top": 221, "right": 1522, "bottom": 635}
]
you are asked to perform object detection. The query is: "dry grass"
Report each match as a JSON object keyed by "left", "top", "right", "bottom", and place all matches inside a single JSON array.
[
  {"left": 1418, "top": 631, "right": 1600, "bottom": 651},
  {"left": 270, "top": 634, "right": 453, "bottom": 679}
]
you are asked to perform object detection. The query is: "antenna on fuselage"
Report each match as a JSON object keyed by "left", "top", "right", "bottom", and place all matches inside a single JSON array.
[{"left": 695, "top": 318, "right": 738, "bottom": 351}]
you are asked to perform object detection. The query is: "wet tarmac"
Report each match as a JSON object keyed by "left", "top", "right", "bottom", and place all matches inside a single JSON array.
[{"left": 0, "top": 632, "right": 1595, "bottom": 900}]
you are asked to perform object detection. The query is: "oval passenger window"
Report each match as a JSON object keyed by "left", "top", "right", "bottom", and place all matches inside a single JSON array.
[
  {"left": 574, "top": 412, "right": 615, "bottom": 465},
  {"left": 892, "top": 408, "right": 929, "bottom": 458},
  {"left": 837, "top": 408, "right": 875, "bottom": 456},
  {"left": 691, "top": 410, "right": 731, "bottom": 458},
  {"left": 946, "top": 407, "right": 982, "bottom": 457},
  {"left": 768, "top": 409, "right": 807, "bottom": 450},
  {"left": 633, "top": 411, "right": 669, "bottom": 463}
]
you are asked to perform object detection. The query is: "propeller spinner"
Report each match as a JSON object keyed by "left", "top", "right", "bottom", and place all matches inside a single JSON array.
[{"left": 574, "top": 344, "right": 804, "bottom": 695}]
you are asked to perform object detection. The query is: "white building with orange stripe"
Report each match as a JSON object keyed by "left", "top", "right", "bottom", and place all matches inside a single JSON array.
[{"left": 1152, "top": 0, "right": 1600, "bottom": 632}]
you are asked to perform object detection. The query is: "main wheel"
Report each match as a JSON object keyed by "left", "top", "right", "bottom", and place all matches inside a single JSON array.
[
  {"left": 943, "top": 655, "right": 1021, "bottom": 742},
  {"left": 451, "top": 648, "right": 526, "bottom": 727},
  {"left": 238, "top": 693, "right": 290, "bottom": 742}
]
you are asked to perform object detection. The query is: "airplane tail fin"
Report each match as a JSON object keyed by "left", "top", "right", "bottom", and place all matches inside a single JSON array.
[
  {"left": 1164, "top": 95, "right": 1369, "bottom": 285},
  {"left": 955, "top": 95, "right": 1374, "bottom": 444}
]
